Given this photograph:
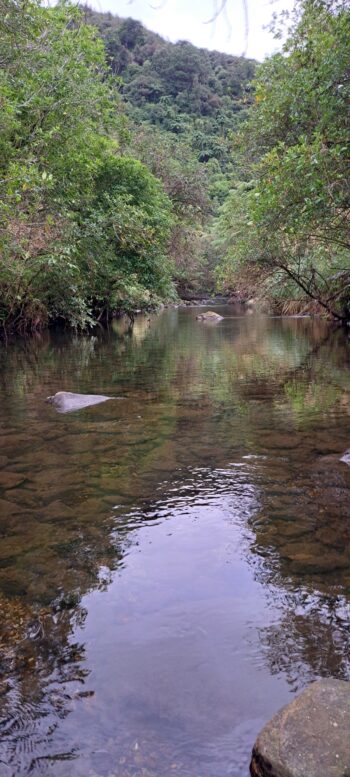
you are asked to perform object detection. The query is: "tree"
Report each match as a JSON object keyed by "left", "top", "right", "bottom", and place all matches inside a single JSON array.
[
  {"left": 130, "top": 126, "right": 214, "bottom": 295},
  {"left": 0, "top": 0, "right": 175, "bottom": 332},
  {"left": 216, "top": 0, "right": 350, "bottom": 321}
]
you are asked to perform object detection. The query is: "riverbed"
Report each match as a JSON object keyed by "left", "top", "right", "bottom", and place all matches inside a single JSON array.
[{"left": 0, "top": 306, "right": 350, "bottom": 776}]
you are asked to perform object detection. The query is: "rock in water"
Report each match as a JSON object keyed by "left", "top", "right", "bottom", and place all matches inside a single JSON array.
[
  {"left": 250, "top": 679, "right": 350, "bottom": 777},
  {"left": 46, "top": 391, "right": 112, "bottom": 413},
  {"left": 196, "top": 311, "right": 223, "bottom": 322}
]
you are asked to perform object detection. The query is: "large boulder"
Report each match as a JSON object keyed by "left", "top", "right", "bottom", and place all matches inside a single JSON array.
[
  {"left": 196, "top": 310, "right": 223, "bottom": 322},
  {"left": 250, "top": 679, "right": 350, "bottom": 777},
  {"left": 46, "top": 391, "right": 112, "bottom": 413}
]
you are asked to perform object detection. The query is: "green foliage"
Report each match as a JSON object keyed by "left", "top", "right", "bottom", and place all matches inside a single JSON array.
[
  {"left": 77, "top": 155, "right": 175, "bottom": 314},
  {"left": 84, "top": 9, "right": 257, "bottom": 296},
  {"left": 129, "top": 126, "right": 219, "bottom": 295},
  {"left": 85, "top": 8, "right": 255, "bottom": 170},
  {"left": 215, "top": 0, "right": 350, "bottom": 320},
  {"left": 0, "top": 0, "right": 175, "bottom": 332},
  {"left": 0, "top": 1, "right": 261, "bottom": 332}
]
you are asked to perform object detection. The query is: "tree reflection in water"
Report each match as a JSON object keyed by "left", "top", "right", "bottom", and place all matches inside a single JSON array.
[
  {"left": 256, "top": 589, "right": 350, "bottom": 692},
  {"left": 0, "top": 308, "right": 349, "bottom": 775}
]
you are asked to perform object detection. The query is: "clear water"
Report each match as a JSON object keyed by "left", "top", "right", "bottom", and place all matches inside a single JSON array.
[{"left": 0, "top": 306, "right": 349, "bottom": 777}]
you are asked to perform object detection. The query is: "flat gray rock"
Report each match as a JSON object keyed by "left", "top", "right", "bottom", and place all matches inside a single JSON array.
[
  {"left": 46, "top": 391, "right": 113, "bottom": 413},
  {"left": 250, "top": 679, "right": 350, "bottom": 777}
]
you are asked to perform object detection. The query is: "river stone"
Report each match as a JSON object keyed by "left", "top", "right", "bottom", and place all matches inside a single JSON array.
[
  {"left": 46, "top": 391, "right": 112, "bottom": 413},
  {"left": 196, "top": 311, "right": 223, "bottom": 321},
  {"left": 250, "top": 679, "right": 350, "bottom": 777}
]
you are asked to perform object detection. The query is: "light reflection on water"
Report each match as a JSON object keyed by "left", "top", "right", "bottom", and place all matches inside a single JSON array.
[{"left": 0, "top": 306, "right": 349, "bottom": 776}]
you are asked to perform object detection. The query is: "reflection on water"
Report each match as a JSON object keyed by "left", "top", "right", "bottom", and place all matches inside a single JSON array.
[{"left": 0, "top": 307, "right": 349, "bottom": 776}]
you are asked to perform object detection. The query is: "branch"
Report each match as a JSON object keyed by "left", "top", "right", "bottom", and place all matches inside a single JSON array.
[{"left": 278, "top": 261, "right": 347, "bottom": 322}]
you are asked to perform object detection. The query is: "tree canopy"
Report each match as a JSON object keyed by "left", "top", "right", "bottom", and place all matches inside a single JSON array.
[
  {"left": 85, "top": 7, "right": 255, "bottom": 168},
  {"left": 0, "top": 0, "right": 175, "bottom": 332},
  {"left": 215, "top": 0, "right": 350, "bottom": 321},
  {"left": 1, "top": 0, "right": 349, "bottom": 332}
]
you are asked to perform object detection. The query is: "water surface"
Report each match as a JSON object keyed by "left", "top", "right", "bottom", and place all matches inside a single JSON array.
[{"left": 0, "top": 306, "right": 350, "bottom": 776}]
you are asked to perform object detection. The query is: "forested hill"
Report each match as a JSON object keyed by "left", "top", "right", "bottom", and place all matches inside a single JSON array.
[
  {"left": 84, "top": 9, "right": 256, "bottom": 166},
  {"left": 1, "top": 0, "right": 255, "bottom": 336},
  {"left": 3, "top": 0, "right": 346, "bottom": 335}
]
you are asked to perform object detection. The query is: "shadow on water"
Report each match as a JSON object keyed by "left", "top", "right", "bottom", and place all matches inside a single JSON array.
[{"left": 0, "top": 307, "right": 349, "bottom": 776}]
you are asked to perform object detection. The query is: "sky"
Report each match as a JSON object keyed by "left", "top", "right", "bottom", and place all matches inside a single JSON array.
[{"left": 86, "top": 0, "right": 295, "bottom": 60}]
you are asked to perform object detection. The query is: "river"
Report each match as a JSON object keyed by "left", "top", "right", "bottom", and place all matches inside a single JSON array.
[{"left": 0, "top": 305, "right": 350, "bottom": 777}]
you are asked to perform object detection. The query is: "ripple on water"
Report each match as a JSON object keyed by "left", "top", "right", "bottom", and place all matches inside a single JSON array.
[{"left": 0, "top": 310, "right": 349, "bottom": 776}]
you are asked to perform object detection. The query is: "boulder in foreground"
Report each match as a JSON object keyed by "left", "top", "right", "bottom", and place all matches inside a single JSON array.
[
  {"left": 46, "top": 391, "right": 112, "bottom": 413},
  {"left": 250, "top": 679, "right": 350, "bottom": 777}
]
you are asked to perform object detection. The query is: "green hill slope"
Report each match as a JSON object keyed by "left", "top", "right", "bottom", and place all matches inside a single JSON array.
[{"left": 85, "top": 9, "right": 256, "bottom": 169}]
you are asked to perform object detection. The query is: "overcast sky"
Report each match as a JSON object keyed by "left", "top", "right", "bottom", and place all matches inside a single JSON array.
[{"left": 86, "top": 0, "right": 295, "bottom": 60}]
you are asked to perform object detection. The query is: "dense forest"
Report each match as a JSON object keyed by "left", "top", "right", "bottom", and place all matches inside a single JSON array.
[
  {"left": 0, "top": 0, "right": 349, "bottom": 333},
  {"left": 84, "top": 6, "right": 256, "bottom": 298},
  {"left": 84, "top": 7, "right": 255, "bottom": 165}
]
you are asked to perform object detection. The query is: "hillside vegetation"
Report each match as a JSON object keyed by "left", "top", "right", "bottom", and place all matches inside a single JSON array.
[
  {"left": 0, "top": 0, "right": 256, "bottom": 334},
  {"left": 214, "top": 0, "right": 350, "bottom": 321},
  {"left": 1, "top": 0, "right": 349, "bottom": 334},
  {"left": 85, "top": 8, "right": 256, "bottom": 297},
  {"left": 0, "top": 1, "right": 178, "bottom": 332},
  {"left": 85, "top": 9, "right": 255, "bottom": 168}
]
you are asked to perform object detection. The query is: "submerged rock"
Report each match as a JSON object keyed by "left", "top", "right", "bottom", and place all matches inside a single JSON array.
[
  {"left": 312, "top": 450, "right": 350, "bottom": 480},
  {"left": 196, "top": 311, "right": 223, "bottom": 322},
  {"left": 46, "top": 391, "right": 113, "bottom": 413},
  {"left": 250, "top": 679, "right": 350, "bottom": 777}
]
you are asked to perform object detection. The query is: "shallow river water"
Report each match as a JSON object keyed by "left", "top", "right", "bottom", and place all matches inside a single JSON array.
[{"left": 0, "top": 306, "right": 350, "bottom": 777}]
